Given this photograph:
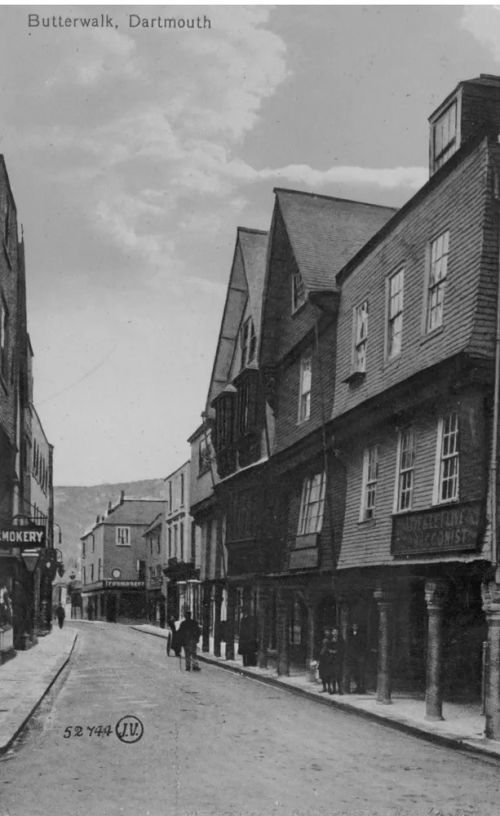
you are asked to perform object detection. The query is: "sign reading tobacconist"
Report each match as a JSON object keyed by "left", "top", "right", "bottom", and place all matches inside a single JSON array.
[
  {"left": 392, "top": 501, "right": 481, "bottom": 557},
  {"left": 0, "top": 526, "right": 46, "bottom": 548}
]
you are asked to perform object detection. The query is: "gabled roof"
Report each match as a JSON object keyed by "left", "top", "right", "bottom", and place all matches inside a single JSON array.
[
  {"left": 238, "top": 228, "right": 268, "bottom": 338},
  {"left": 274, "top": 188, "right": 396, "bottom": 291},
  {"left": 81, "top": 498, "right": 166, "bottom": 537},
  {"left": 143, "top": 512, "right": 164, "bottom": 536},
  {"left": 206, "top": 227, "right": 268, "bottom": 411},
  {"left": 105, "top": 499, "right": 165, "bottom": 526}
]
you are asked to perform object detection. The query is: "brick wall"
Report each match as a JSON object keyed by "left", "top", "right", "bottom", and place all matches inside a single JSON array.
[{"left": 103, "top": 523, "right": 147, "bottom": 581}]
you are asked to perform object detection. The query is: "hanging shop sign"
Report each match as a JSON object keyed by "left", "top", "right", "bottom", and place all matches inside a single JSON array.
[
  {"left": 391, "top": 500, "right": 482, "bottom": 557},
  {"left": 0, "top": 526, "right": 46, "bottom": 548}
]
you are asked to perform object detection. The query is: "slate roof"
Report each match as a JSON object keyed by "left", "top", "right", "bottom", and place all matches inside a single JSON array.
[
  {"left": 274, "top": 188, "right": 396, "bottom": 291},
  {"left": 205, "top": 227, "right": 268, "bottom": 411},
  {"left": 102, "top": 499, "right": 165, "bottom": 526},
  {"left": 238, "top": 228, "right": 268, "bottom": 338}
]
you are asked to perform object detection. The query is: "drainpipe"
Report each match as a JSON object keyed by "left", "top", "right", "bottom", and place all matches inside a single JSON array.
[{"left": 491, "top": 170, "right": 500, "bottom": 583}]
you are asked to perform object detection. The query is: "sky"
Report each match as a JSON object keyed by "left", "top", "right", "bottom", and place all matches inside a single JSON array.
[{"left": 0, "top": 3, "right": 499, "bottom": 486}]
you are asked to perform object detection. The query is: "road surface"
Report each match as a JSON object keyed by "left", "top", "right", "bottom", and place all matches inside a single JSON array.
[{"left": 1, "top": 621, "right": 499, "bottom": 816}]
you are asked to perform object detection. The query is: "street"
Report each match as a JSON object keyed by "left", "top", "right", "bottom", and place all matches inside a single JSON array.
[{"left": 1, "top": 622, "right": 499, "bottom": 816}]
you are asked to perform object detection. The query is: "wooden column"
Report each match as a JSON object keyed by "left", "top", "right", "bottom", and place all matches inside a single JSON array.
[
  {"left": 277, "top": 589, "right": 290, "bottom": 677},
  {"left": 225, "top": 585, "right": 237, "bottom": 660},
  {"left": 257, "top": 583, "right": 269, "bottom": 669},
  {"left": 424, "top": 578, "right": 447, "bottom": 721},
  {"left": 214, "top": 583, "right": 223, "bottom": 657},
  {"left": 482, "top": 581, "right": 500, "bottom": 739},
  {"left": 374, "top": 586, "right": 394, "bottom": 704}
]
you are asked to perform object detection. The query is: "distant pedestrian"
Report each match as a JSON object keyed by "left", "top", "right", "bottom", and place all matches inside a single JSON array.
[
  {"left": 55, "top": 604, "right": 65, "bottom": 629},
  {"left": 178, "top": 609, "right": 201, "bottom": 671},
  {"left": 238, "top": 611, "right": 258, "bottom": 667},
  {"left": 318, "top": 627, "right": 344, "bottom": 694},
  {"left": 167, "top": 616, "right": 181, "bottom": 657}
]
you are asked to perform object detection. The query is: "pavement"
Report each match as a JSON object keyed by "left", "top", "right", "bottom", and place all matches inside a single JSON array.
[
  {"left": 0, "top": 625, "right": 77, "bottom": 754},
  {"left": 2, "top": 619, "right": 500, "bottom": 765},
  {"left": 130, "top": 622, "right": 500, "bottom": 762}
]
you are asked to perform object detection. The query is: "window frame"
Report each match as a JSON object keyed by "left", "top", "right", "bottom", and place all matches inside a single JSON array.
[
  {"left": 425, "top": 231, "right": 449, "bottom": 334},
  {"left": 198, "top": 435, "right": 211, "bottom": 476},
  {"left": 297, "top": 471, "right": 326, "bottom": 536},
  {"left": 352, "top": 300, "right": 369, "bottom": 374},
  {"left": 297, "top": 354, "right": 312, "bottom": 424},
  {"left": 240, "top": 316, "right": 257, "bottom": 370},
  {"left": 433, "top": 412, "right": 459, "bottom": 505},
  {"left": 432, "top": 100, "right": 458, "bottom": 172},
  {"left": 387, "top": 269, "right": 404, "bottom": 359},
  {"left": 394, "top": 428, "right": 416, "bottom": 513},
  {"left": 291, "top": 268, "right": 306, "bottom": 314},
  {"left": 360, "top": 445, "right": 379, "bottom": 521},
  {"left": 116, "top": 526, "right": 131, "bottom": 546}
]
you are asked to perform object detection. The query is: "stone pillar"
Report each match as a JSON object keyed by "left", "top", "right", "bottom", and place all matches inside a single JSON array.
[
  {"left": 306, "top": 602, "right": 317, "bottom": 682},
  {"left": 277, "top": 590, "right": 290, "bottom": 677},
  {"left": 374, "top": 586, "right": 394, "bottom": 704},
  {"left": 257, "top": 583, "right": 269, "bottom": 669},
  {"left": 424, "top": 578, "right": 447, "bottom": 721},
  {"left": 225, "top": 585, "right": 237, "bottom": 660},
  {"left": 214, "top": 583, "right": 223, "bottom": 657},
  {"left": 481, "top": 581, "right": 500, "bottom": 739}
]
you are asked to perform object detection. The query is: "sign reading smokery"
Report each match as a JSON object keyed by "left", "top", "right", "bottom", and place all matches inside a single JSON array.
[
  {"left": 392, "top": 501, "right": 482, "bottom": 557},
  {"left": 0, "top": 526, "right": 46, "bottom": 547}
]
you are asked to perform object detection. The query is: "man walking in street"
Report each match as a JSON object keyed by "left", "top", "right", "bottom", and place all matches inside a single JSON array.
[
  {"left": 178, "top": 609, "right": 201, "bottom": 671},
  {"left": 55, "top": 604, "right": 66, "bottom": 629}
]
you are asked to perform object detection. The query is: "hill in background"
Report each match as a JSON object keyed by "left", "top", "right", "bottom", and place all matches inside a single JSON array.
[{"left": 54, "top": 478, "right": 166, "bottom": 571}]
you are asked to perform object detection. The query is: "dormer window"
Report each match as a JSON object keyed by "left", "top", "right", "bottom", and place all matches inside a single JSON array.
[
  {"left": 240, "top": 317, "right": 256, "bottom": 370},
  {"left": 433, "top": 101, "right": 457, "bottom": 170},
  {"left": 431, "top": 100, "right": 458, "bottom": 173},
  {"left": 292, "top": 268, "right": 306, "bottom": 313}
]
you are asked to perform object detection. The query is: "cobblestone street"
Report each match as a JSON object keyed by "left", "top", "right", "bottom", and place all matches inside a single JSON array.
[{"left": 0, "top": 622, "right": 498, "bottom": 816}]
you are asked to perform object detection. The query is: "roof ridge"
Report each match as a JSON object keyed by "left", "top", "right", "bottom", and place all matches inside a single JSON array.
[
  {"left": 274, "top": 186, "right": 397, "bottom": 211},
  {"left": 237, "top": 226, "right": 268, "bottom": 237}
]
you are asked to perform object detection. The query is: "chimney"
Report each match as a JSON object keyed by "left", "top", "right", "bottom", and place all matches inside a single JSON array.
[
  {"left": 120, "top": 491, "right": 125, "bottom": 504},
  {"left": 108, "top": 501, "right": 112, "bottom": 514},
  {"left": 95, "top": 515, "right": 99, "bottom": 524}
]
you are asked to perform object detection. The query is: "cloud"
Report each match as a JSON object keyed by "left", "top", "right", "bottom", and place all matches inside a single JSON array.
[
  {"left": 460, "top": 6, "right": 500, "bottom": 60},
  {"left": 216, "top": 157, "right": 428, "bottom": 191}
]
